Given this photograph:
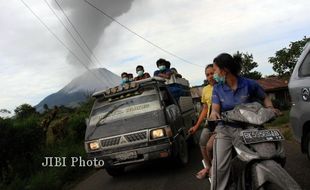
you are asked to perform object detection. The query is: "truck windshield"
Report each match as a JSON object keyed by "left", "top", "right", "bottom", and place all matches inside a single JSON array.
[{"left": 89, "top": 86, "right": 161, "bottom": 126}]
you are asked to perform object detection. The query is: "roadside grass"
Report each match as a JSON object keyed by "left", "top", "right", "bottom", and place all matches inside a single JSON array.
[
  {"left": 266, "top": 110, "right": 289, "bottom": 128},
  {"left": 265, "top": 110, "right": 293, "bottom": 140},
  {"left": 0, "top": 99, "right": 96, "bottom": 190}
]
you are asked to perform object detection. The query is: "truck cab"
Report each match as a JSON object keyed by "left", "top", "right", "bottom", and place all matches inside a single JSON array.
[{"left": 84, "top": 77, "right": 197, "bottom": 176}]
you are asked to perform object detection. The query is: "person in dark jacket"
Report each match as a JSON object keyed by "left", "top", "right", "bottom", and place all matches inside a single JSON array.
[{"left": 153, "top": 58, "right": 172, "bottom": 79}]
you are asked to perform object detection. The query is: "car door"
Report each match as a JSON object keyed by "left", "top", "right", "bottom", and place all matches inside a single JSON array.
[{"left": 289, "top": 43, "right": 310, "bottom": 142}]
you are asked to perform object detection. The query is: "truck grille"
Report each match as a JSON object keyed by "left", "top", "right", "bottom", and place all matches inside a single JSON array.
[
  {"left": 125, "top": 131, "right": 147, "bottom": 142},
  {"left": 100, "top": 130, "right": 148, "bottom": 148},
  {"left": 101, "top": 137, "right": 121, "bottom": 147}
]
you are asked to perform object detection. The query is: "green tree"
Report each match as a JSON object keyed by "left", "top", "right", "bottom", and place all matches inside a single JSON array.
[
  {"left": 14, "top": 104, "right": 37, "bottom": 119},
  {"left": 269, "top": 36, "right": 310, "bottom": 77},
  {"left": 0, "top": 109, "right": 11, "bottom": 114},
  {"left": 234, "top": 51, "right": 262, "bottom": 80}
]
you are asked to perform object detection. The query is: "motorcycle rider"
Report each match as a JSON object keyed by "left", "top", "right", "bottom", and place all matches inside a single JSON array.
[
  {"left": 188, "top": 64, "right": 216, "bottom": 179},
  {"left": 209, "top": 53, "right": 279, "bottom": 190}
]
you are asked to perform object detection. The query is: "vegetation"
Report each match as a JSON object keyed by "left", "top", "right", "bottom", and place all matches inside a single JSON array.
[
  {"left": 234, "top": 51, "right": 262, "bottom": 80},
  {"left": 269, "top": 36, "right": 310, "bottom": 78},
  {"left": 0, "top": 98, "right": 94, "bottom": 190},
  {"left": 266, "top": 110, "right": 289, "bottom": 128}
]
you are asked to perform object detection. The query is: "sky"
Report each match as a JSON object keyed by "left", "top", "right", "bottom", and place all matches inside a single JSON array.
[{"left": 1, "top": 0, "right": 310, "bottom": 115}]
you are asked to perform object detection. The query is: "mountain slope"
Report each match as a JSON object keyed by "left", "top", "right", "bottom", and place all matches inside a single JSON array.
[{"left": 36, "top": 68, "right": 120, "bottom": 112}]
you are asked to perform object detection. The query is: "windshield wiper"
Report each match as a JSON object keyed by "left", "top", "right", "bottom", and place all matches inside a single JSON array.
[{"left": 96, "top": 102, "right": 127, "bottom": 127}]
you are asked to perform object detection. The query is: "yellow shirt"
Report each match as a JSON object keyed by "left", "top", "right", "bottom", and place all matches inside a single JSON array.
[{"left": 201, "top": 84, "right": 213, "bottom": 116}]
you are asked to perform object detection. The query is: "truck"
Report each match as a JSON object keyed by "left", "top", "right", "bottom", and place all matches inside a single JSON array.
[{"left": 84, "top": 76, "right": 197, "bottom": 176}]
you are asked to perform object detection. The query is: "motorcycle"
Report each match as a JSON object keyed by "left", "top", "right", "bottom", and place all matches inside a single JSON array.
[{"left": 208, "top": 102, "right": 301, "bottom": 190}]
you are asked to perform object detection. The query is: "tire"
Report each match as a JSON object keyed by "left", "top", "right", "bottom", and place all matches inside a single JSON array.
[
  {"left": 306, "top": 133, "right": 310, "bottom": 160},
  {"left": 105, "top": 166, "right": 125, "bottom": 177},
  {"left": 175, "top": 135, "right": 189, "bottom": 166}
]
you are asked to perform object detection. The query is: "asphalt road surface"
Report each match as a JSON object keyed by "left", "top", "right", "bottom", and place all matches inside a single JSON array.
[{"left": 74, "top": 140, "right": 310, "bottom": 190}]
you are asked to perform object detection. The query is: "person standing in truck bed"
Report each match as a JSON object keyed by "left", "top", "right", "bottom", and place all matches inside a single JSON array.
[
  {"left": 153, "top": 58, "right": 172, "bottom": 79},
  {"left": 134, "top": 65, "right": 150, "bottom": 81}
]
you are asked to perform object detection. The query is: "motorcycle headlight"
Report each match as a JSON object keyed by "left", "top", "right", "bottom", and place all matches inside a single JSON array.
[
  {"left": 150, "top": 128, "right": 165, "bottom": 139},
  {"left": 234, "top": 147, "right": 259, "bottom": 162},
  {"left": 88, "top": 141, "right": 100, "bottom": 151}
]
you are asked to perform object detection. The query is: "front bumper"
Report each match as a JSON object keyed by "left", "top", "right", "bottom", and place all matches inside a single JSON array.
[{"left": 87, "top": 140, "right": 172, "bottom": 167}]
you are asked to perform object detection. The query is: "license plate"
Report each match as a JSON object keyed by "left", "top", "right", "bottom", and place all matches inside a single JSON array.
[
  {"left": 115, "top": 151, "right": 138, "bottom": 161},
  {"left": 242, "top": 129, "right": 284, "bottom": 144}
]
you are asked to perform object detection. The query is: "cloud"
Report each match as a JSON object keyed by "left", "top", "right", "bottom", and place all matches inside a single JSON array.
[
  {"left": 95, "top": 0, "right": 310, "bottom": 81},
  {"left": 1, "top": 0, "right": 310, "bottom": 113}
]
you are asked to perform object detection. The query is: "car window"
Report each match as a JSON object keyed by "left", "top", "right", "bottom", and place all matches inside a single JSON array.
[{"left": 299, "top": 52, "right": 310, "bottom": 77}]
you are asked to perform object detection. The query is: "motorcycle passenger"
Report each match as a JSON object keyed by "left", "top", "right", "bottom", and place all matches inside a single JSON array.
[
  {"left": 154, "top": 58, "right": 172, "bottom": 79},
  {"left": 209, "top": 53, "right": 278, "bottom": 190},
  {"left": 188, "top": 64, "right": 216, "bottom": 179},
  {"left": 134, "top": 65, "right": 151, "bottom": 81}
]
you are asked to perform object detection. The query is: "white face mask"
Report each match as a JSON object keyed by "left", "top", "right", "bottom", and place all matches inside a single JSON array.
[
  {"left": 159, "top": 65, "right": 166, "bottom": 71},
  {"left": 137, "top": 70, "right": 144, "bottom": 76}
]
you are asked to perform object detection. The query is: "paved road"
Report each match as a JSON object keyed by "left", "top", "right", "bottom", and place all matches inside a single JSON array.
[{"left": 74, "top": 140, "right": 310, "bottom": 190}]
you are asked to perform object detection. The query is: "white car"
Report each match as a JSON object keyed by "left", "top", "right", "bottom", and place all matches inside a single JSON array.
[{"left": 288, "top": 42, "right": 310, "bottom": 160}]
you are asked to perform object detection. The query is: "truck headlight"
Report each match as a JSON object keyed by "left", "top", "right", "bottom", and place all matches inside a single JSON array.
[
  {"left": 150, "top": 128, "right": 165, "bottom": 139},
  {"left": 88, "top": 141, "right": 100, "bottom": 150}
]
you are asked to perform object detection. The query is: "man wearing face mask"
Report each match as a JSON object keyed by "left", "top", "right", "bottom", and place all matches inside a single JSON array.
[
  {"left": 134, "top": 65, "right": 151, "bottom": 81},
  {"left": 120, "top": 72, "right": 130, "bottom": 85},
  {"left": 153, "top": 58, "right": 172, "bottom": 79}
]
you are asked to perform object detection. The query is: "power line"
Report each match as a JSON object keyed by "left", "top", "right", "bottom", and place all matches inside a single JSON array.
[
  {"left": 54, "top": 0, "right": 102, "bottom": 67},
  {"left": 84, "top": 0, "right": 204, "bottom": 68},
  {"left": 44, "top": 0, "right": 113, "bottom": 85},
  {"left": 44, "top": 0, "right": 95, "bottom": 67},
  {"left": 20, "top": 0, "right": 106, "bottom": 84},
  {"left": 53, "top": 0, "right": 116, "bottom": 85}
]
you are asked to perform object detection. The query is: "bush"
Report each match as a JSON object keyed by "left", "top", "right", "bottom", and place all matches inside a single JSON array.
[
  {"left": 27, "top": 170, "right": 61, "bottom": 190},
  {"left": 0, "top": 100, "right": 94, "bottom": 189}
]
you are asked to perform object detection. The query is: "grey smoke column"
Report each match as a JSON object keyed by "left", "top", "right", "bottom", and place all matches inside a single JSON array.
[{"left": 52, "top": 0, "right": 135, "bottom": 68}]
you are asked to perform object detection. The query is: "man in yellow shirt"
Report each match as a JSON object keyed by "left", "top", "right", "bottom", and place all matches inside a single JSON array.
[{"left": 188, "top": 64, "right": 215, "bottom": 179}]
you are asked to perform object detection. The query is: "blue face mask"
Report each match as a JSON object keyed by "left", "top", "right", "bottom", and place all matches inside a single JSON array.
[
  {"left": 159, "top": 65, "right": 166, "bottom": 71},
  {"left": 213, "top": 73, "right": 226, "bottom": 84},
  {"left": 137, "top": 70, "right": 144, "bottom": 77},
  {"left": 122, "top": 77, "right": 129, "bottom": 84}
]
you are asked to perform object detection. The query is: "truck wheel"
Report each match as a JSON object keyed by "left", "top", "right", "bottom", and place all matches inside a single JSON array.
[
  {"left": 176, "top": 135, "right": 189, "bottom": 166},
  {"left": 106, "top": 166, "right": 125, "bottom": 177},
  {"left": 307, "top": 133, "right": 310, "bottom": 160}
]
